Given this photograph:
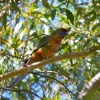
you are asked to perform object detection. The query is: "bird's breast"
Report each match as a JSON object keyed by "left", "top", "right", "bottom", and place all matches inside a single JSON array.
[{"left": 32, "top": 35, "right": 63, "bottom": 61}]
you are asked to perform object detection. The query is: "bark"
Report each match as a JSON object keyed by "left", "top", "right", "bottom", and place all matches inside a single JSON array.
[
  {"left": 0, "top": 45, "right": 99, "bottom": 80},
  {"left": 76, "top": 73, "right": 100, "bottom": 100}
]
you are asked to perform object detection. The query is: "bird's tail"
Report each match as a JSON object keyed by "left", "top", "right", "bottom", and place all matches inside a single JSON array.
[
  {"left": 7, "top": 74, "right": 27, "bottom": 89},
  {"left": 7, "top": 56, "right": 36, "bottom": 89}
]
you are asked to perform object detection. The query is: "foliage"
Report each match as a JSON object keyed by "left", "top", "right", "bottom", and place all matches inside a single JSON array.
[{"left": 0, "top": 0, "right": 100, "bottom": 100}]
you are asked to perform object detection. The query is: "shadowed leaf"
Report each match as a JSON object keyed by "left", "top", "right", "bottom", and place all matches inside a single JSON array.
[
  {"left": 66, "top": 9, "right": 74, "bottom": 24},
  {"left": 51, "top": 9, "right": 56, "bottom": 20},
  {"left": 42, "top": 0, "right": 50, "bottom": 9},
  {"left": 3, "top": 12, "right": 7, "bottom": 29}
]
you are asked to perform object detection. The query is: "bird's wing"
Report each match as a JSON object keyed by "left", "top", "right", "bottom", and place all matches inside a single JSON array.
[{"left": 33, "top": 35, "right": 50, "bottom": 52}]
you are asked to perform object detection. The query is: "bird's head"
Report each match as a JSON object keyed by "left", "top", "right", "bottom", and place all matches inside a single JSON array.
[
  {"left": 59, "top": 28, "right": 68, "bottom": 38},
  {"left": 52, "top": 28, "right": 68, "bottom": 38}
]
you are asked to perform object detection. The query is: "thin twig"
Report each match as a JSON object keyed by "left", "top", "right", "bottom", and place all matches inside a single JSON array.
[
  {"left": 0, "top": 52, "right": 21, "bottom": 59},
  {"left": 0, "top": 88, "right": 44, "bottom": 100},
  {"left": 31, "top": 72, "right": 75, "bottom": 96},
  {"left": 32, "top": 70, "right": 68, "bottom": 81}
]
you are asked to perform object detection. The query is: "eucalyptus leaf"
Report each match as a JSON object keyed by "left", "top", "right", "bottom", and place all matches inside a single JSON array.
[
  {"left": 66, "top": 9, "right": 74, "bottom": 24},
  {"left": 42, "top": 0, "right": 50, "bottom": 9},
  {"left": 51, "top": 9, "right": 56, "bottom": 20},
  {"left": 3, "top": 12, "right": 7, "bottom": 29}
]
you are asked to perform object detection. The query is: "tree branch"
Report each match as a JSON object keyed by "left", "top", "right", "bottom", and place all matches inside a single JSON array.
[
  {"left": 0, "top": 46, "right": 100, "bottom": 81},
  {"left": 76, "top": 72, "right": 100, "bottom": 100}
]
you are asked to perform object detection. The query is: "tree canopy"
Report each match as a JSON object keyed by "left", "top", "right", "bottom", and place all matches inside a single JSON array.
[{"left": 0, "top": 0, "right": 100, "bottom": 100}]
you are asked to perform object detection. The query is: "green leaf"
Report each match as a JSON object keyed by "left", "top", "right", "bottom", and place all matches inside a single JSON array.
[
  {"left": 96, "top": 56, "right": 100, "bottom": 62},
  {"left": 66, "top": 9, "right": 74, "bottom": 24},
  {"left": 76, "top": 7, "right": 85, "bottom": 20},
  {"left": 58, "top": 0, "right": 65, "bottom": 2},
  {"left": 92, "top": 23, "right": 100, "bottom": 31},
  {"left": 0, "top": 97, "right": 9, "bottom": 100},
  {"left": 42, "top": 0, "right": 50, "bottom": 9},
  {"left": 95, "top": 5, "right": 100, "bottom": 10},
  {"left": 51, "top": 9, "right": 56, "bottom": 20},
  {"left": 10, "top": 0, "right": 20, "bottom": 12},
  {"left": 83, "top": 10, "right": 94, "bottom": 18},
  {"left": 3, "top": 12, "right": 7, "bottom": 29},
  {"left": 84, "top": 16, "right": 96, "bottom": 25}
]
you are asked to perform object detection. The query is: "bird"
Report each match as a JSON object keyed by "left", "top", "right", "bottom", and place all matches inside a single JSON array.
[{"left": 8, "top": 28, "right": 68, "bottom": 89}]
